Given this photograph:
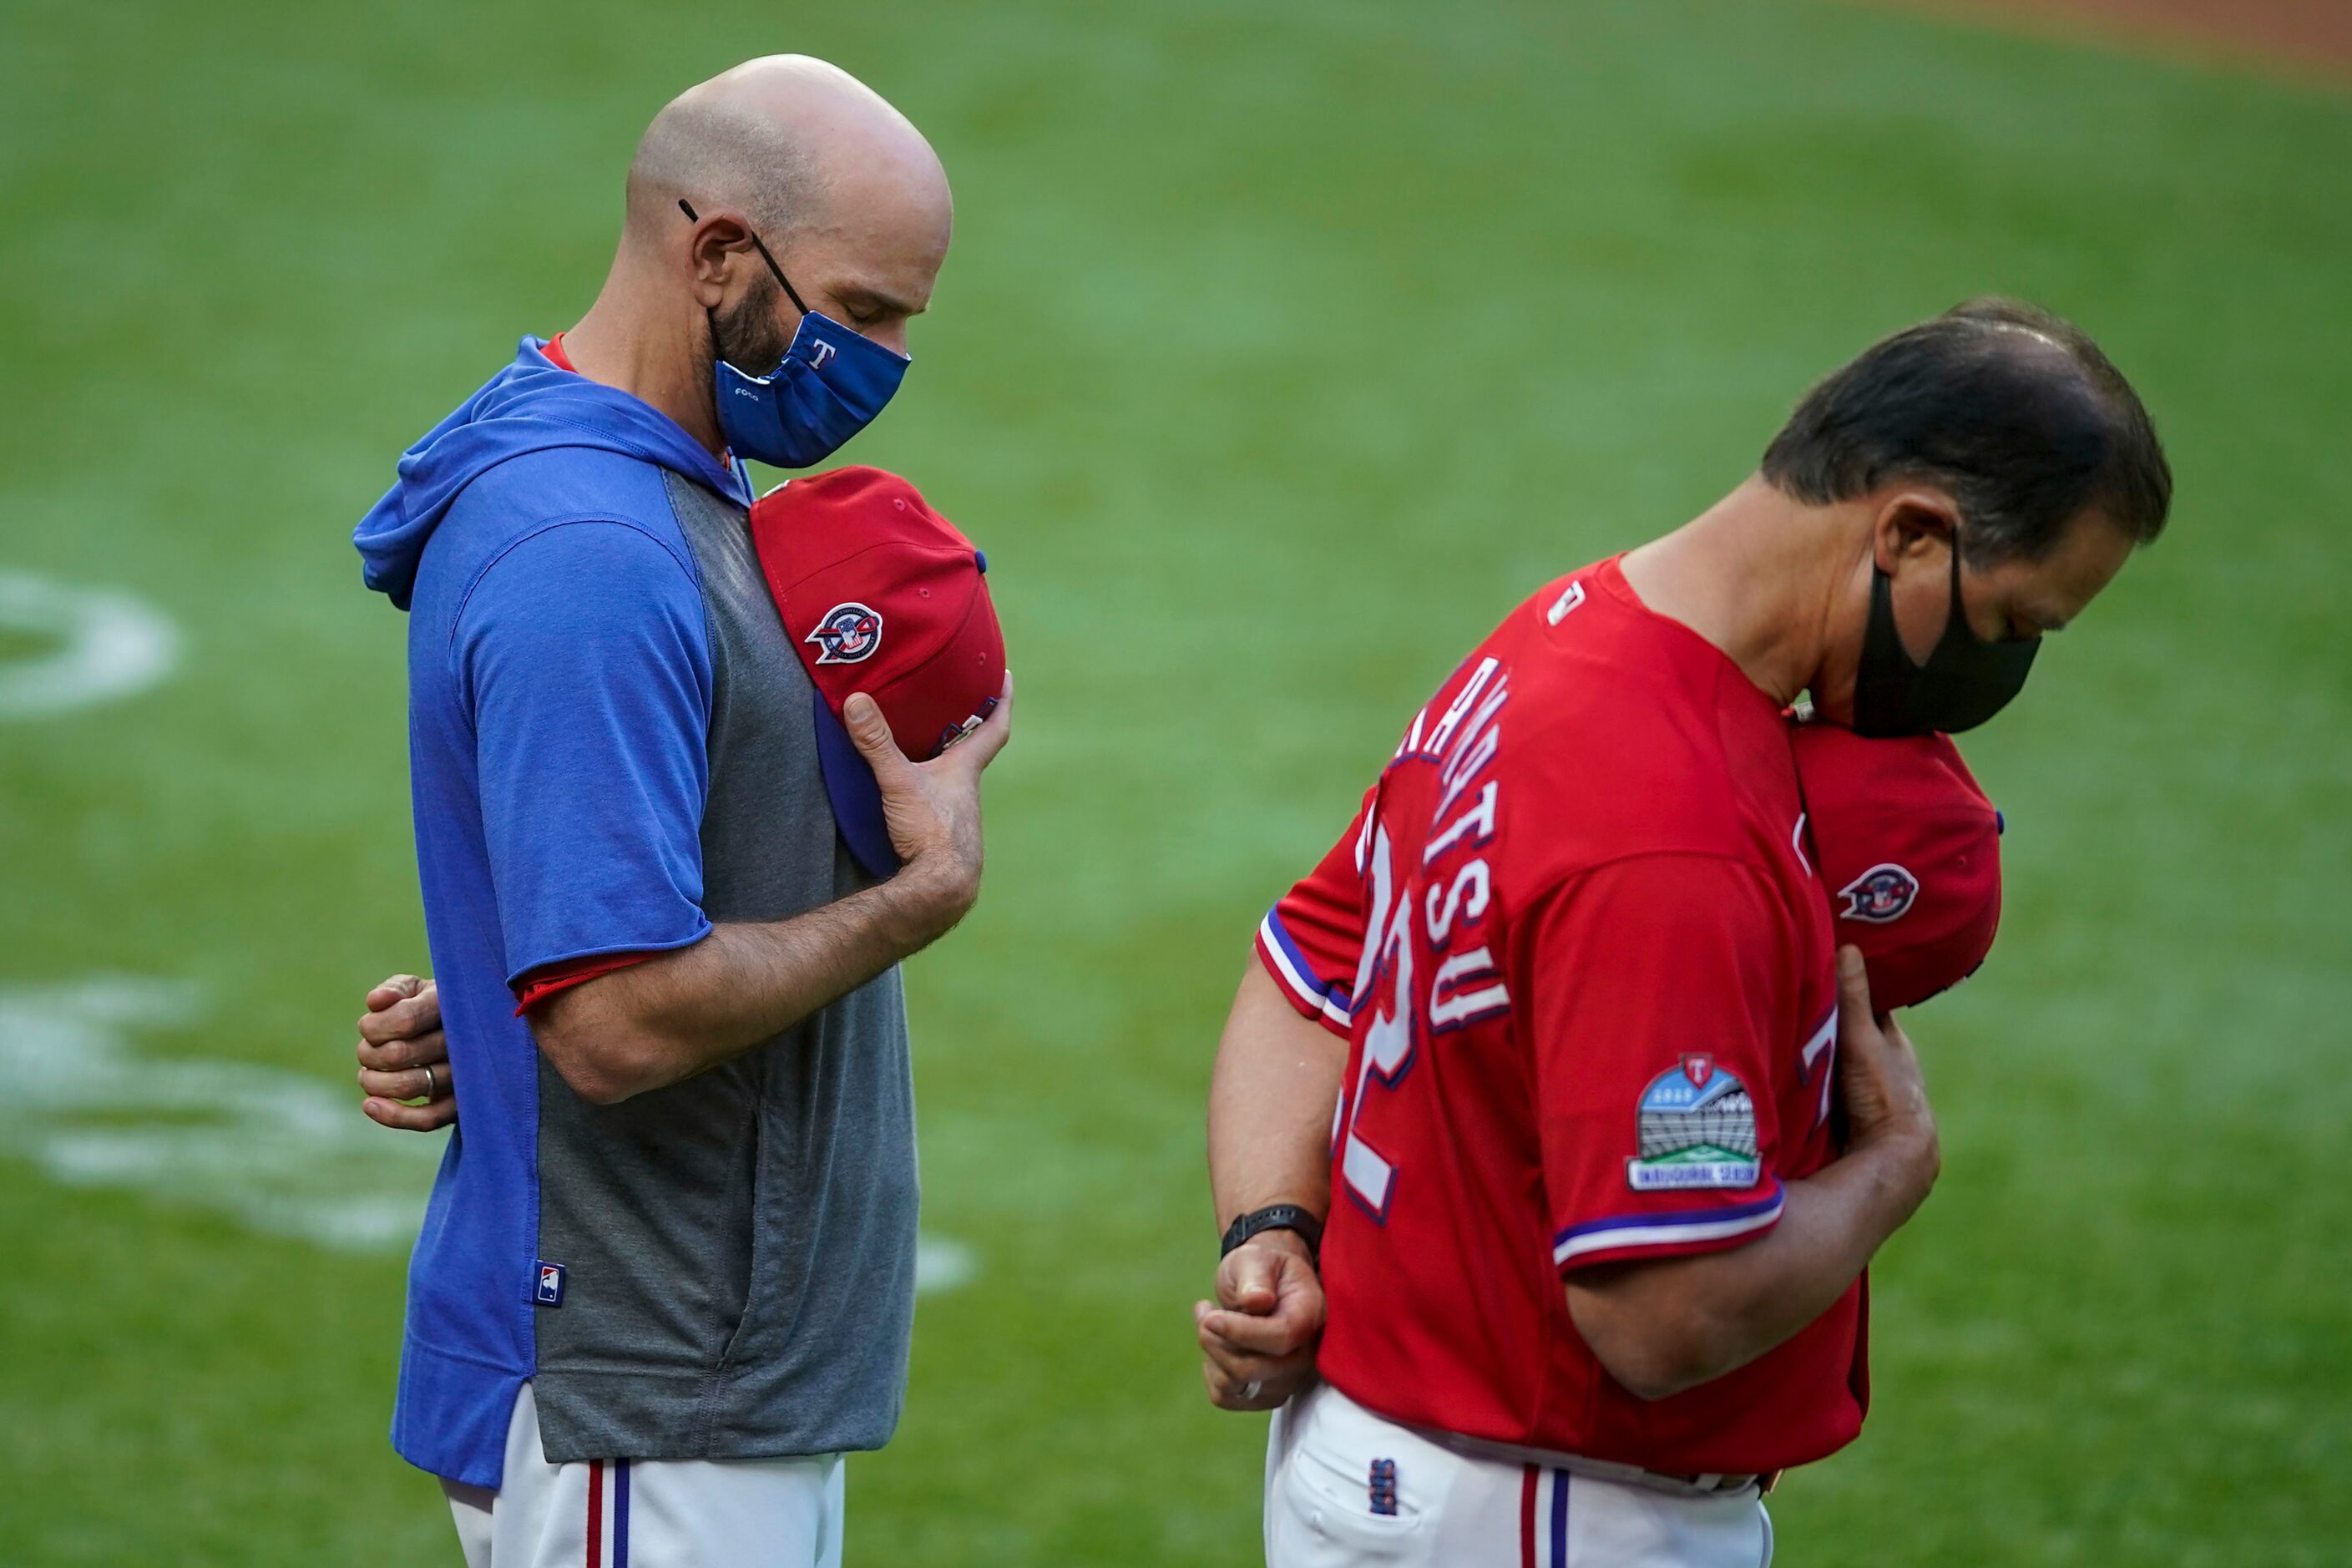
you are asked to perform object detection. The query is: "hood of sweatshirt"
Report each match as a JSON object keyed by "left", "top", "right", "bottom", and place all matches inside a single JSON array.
[{"left": 355, "top": 336, "right": 743, "bottom": 610}]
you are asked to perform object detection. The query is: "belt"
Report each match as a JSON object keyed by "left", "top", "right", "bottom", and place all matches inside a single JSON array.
[
  {"left": 1420, "top": 1422, "right": 1783, "bottom": 1500},
  {"left": 1658, "top": 1469, "right": 1781, "bottom": 1495}
]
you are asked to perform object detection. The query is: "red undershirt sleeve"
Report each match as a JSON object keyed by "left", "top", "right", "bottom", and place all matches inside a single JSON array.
[{"left": 511, "top": 950, "right": 657, "bottom": 1014}]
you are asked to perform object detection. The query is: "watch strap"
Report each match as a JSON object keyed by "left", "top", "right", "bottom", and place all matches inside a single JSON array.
[{"left": 1220, "top": 1203, "right": 1323, "bottom": 1264}]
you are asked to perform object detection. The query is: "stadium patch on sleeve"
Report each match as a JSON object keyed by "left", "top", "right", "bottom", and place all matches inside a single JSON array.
[{"left": 1626, "top": 1055, "right": 1762, "bottom": 1191}]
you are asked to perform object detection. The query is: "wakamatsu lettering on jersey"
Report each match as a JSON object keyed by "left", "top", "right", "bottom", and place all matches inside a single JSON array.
[
  {"left": 1252, "top": 554, "right": 1859, "bottom": 1479},
  {"left": 1338, "top": 653, "right": 1514, "bottom": 1218}
]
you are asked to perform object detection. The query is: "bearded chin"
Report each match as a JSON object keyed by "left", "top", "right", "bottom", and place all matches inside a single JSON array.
[{"left": 716, "top": 275, "right": 792, "bottom": 374}]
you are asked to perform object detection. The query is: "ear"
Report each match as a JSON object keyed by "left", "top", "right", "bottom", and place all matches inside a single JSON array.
[
  {"left": 683, "top": 208, "right": 758, "bottom": 311},
  {"left": 1869, "top": 488, "right": 1962, "bottom": 576}
]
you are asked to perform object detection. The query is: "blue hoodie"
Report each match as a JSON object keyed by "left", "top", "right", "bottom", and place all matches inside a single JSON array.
[{"left": 354, "top": 338, "right": 752, "bottom": 1484}]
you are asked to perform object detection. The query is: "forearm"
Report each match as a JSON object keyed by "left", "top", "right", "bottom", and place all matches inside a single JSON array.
[
  {"left": 1568, "top": 1134, "right": 1935, "bottom": 1399},
  {"left": 1207, "top": 962, "right": 1348, "bottom": 1228},
  {"left": 538, "top": 867, "right": 963, "bottom": 1102}
]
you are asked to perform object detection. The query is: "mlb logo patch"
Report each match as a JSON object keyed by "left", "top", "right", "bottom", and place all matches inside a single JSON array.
[
  {"left": 534, "top": 1261, "right": 566, "bottom": 1307},
  {"left": 1839, "top": 862, "right": 1920, "bottom": 924}
]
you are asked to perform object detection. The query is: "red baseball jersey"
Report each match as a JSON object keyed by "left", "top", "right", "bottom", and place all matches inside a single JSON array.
[{"left": 1255, "top": 555, "right": 1862, "bottom": 1476}]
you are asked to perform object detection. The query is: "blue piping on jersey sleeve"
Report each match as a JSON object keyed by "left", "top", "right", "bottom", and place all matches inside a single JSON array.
[
  {"left": 1257, "top": 905, "right": 1356, "bottom": 1030},
  {"left": 1551, "top": 1181, "right": 1786, "bottom": 1267}
]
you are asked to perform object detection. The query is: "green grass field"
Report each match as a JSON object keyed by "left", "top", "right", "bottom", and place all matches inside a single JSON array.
[{"left": 3, "top": 1, "right": 2348, "bottom": 1561}]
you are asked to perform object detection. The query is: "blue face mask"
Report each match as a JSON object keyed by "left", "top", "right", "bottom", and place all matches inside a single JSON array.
[{"left": 683, "top": 199, "right": 911, "bottom": 470}]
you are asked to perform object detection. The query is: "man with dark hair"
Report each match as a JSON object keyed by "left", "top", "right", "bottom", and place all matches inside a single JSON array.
[
  {"left": 1197, "top": 301, "right": 2168, "bottom": 1565},
  {"left": 1763, "top": 296, "right": 2170, "bottom": 565}
]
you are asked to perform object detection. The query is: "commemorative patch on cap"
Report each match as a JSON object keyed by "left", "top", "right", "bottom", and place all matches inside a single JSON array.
[
  {"left": 804, "top": 602, "right": 885, "bottom": 665},
  {"left": 1837, "top": 862, "right": 1920, "bottom": 924},
  {"left": 1792, "top": 722, "right": 2003, "bottom": 1012},
  {"left": 747, "top": 468, "right": 1006, "bottom": 880}
]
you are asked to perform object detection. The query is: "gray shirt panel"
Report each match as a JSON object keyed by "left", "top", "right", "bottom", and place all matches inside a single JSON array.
[{"left": 532, "top": 470, "right": 918, "bottom": 1463}]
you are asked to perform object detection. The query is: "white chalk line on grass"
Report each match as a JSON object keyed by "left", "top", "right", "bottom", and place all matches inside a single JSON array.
[
  {"left": 0, "top": 978, "right": 977, "bottom": 1292},
  {"left": 0, "top": 570, "right": 181, "bottom": 719}
]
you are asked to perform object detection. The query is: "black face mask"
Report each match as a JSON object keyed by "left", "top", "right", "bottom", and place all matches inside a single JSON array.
[{"left": 1851, "top": 543, "right": 2040, "bottom": 737}]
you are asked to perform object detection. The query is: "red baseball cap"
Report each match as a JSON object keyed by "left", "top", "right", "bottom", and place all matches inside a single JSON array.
[
  {"left": 747, "top": 467, "right": 1005, "bottom": 878},
  {"left": 1790, "top": 722, "right": 2004, "bottom": 1012}
]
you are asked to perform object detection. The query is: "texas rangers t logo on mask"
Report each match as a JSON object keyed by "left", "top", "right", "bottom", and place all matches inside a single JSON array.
[
  {"left": 1838, "top": 862, "right": 1920, "bottom": 923},
  {"left": 804, "top": 602, "right": 884, "bottom": 665}
]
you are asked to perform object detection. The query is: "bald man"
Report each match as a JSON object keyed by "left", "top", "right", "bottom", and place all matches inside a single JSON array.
[{"left": 351, "top": 57, "right": 1006, "bottom": 1567}]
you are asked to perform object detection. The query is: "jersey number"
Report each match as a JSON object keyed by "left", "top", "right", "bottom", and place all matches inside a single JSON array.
[
  {"left": 1337, "top": 816, "right": 1512, "bottom": 1220},
  {"left": 1338, "top": 824, "right": 1414, "bottom": 1218}
]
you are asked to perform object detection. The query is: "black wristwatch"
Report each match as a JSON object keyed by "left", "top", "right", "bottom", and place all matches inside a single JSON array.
[{"left": 1220, "top": 1204, "right": 1323, "bottom": 1267}]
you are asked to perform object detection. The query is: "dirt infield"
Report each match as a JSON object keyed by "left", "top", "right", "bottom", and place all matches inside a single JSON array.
[{"left": 1901, "top": 0, "right": 2352, "bottom": 81}]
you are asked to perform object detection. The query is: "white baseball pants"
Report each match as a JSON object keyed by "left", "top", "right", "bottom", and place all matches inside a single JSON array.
[
  {"left": 1265, "top": 1383, "right": 1773, "bottom": 1568},
  {"left": 442, "top": 1382, "right": 845, "bottom": 1568}
]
